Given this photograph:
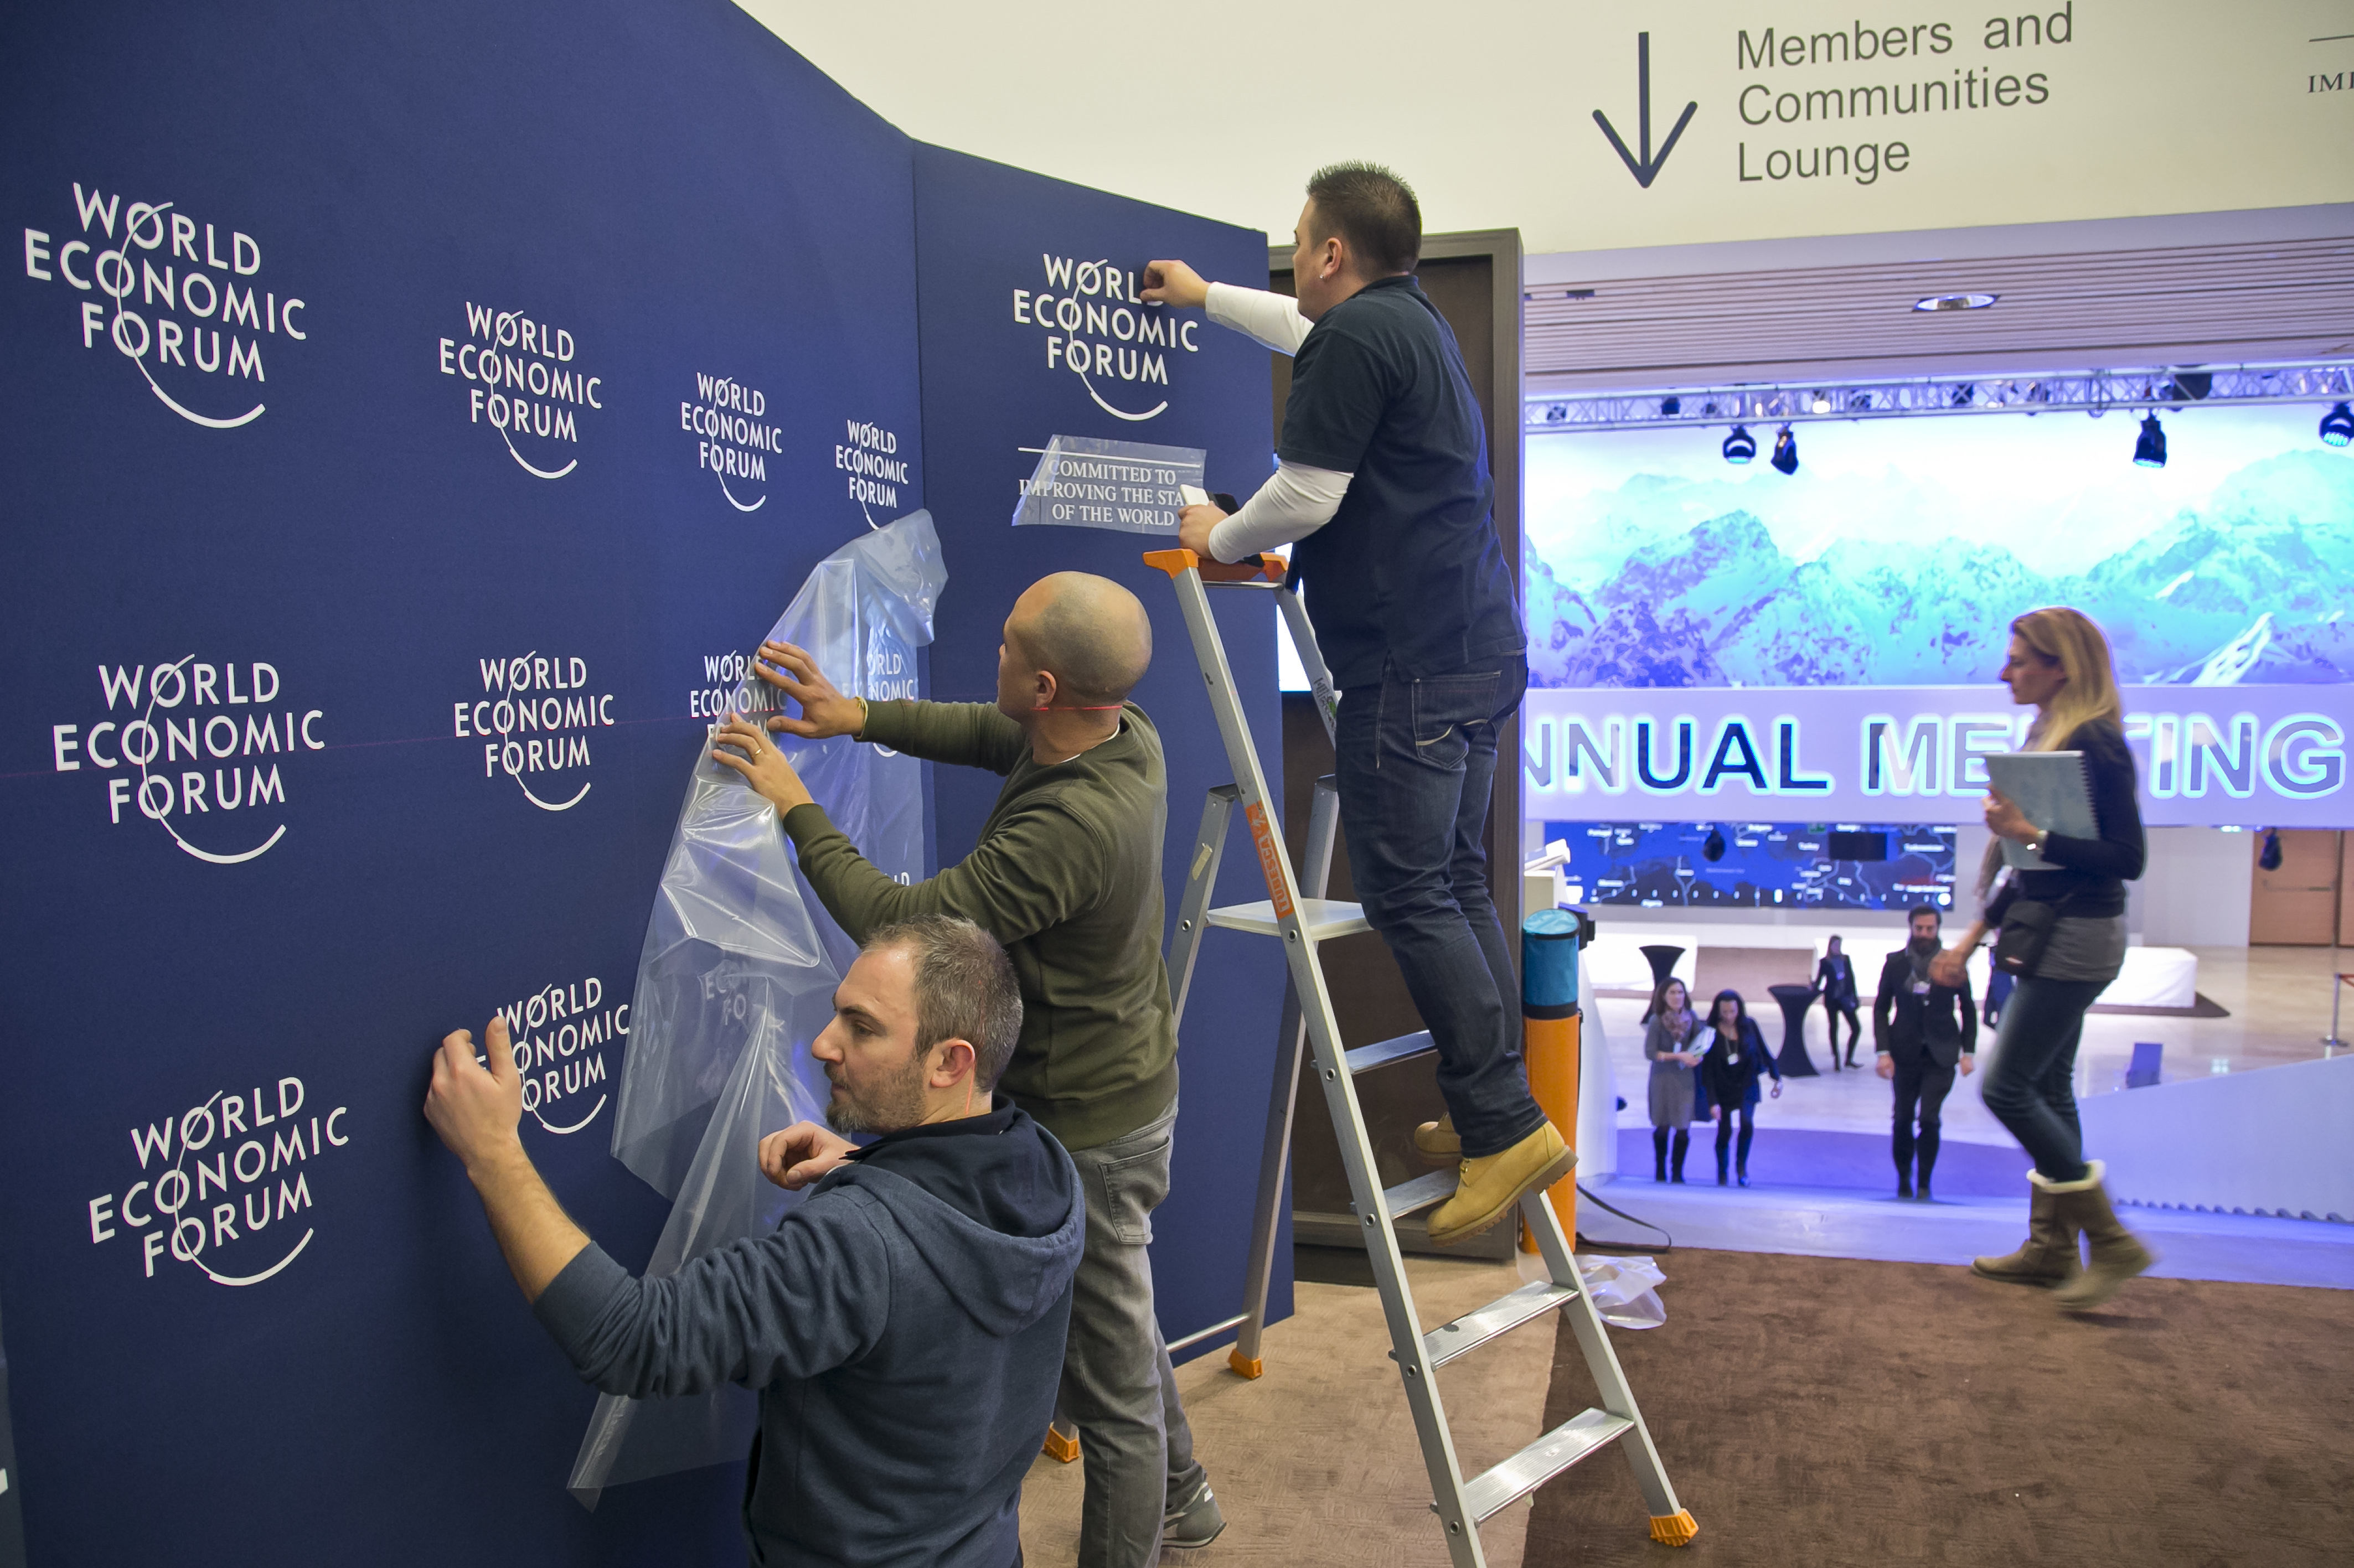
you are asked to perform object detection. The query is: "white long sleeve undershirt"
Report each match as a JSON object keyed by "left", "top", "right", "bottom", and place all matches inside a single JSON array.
[
  {"left": 1204, "top": 281, "right": 1313, "bottom": 355},
  {"left": 1206, "top": 460, "right": 1352, "bottom": 563},
  {"left": 1201, "top": 282, "right": 1348, "bottom": 562}
]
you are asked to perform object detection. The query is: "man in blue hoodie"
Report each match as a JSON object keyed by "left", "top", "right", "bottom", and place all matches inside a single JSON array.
[{"left": 424, "top": 915, "right": 1084, "bottom": 1568}]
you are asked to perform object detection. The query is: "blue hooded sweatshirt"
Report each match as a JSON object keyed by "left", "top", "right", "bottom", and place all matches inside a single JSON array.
[{"left": 534, "top": 1102, "right": 1083, "bottom": 1567}]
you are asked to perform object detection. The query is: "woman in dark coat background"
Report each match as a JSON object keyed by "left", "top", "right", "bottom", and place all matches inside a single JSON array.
[
  {"left": 1699, "top": 989, "right": 1782, "bottom": 1186},
  {"left": 1815, "top": 935, "right": 1862, "bottom": 1069}
]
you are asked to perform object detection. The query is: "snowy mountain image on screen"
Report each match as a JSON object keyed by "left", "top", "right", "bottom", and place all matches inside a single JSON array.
[{"left": 1527, "top": 443, "right": 2354, "bottom": 690}]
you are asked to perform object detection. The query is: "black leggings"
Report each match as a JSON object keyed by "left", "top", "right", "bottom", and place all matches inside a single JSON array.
[
  {"left": 1712, "top": 1103, "right": 1754, "bottom": 1173},
  {"left": 1824, "top": 999, "right": 1861, "bottom": 1058}
]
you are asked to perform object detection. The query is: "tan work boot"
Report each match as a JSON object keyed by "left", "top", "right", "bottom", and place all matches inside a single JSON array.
[
  {"left": 2045, "top": 1161, "right": 2155, "bottom": 1311},
  {"left": 1426, "top": 1122, "right": 1575, "bottom": 1246},
  {"left": 1412, "top": 1114, "right": 1461, "bottom": 1159},
  {"left": 1971, "top": 1174, "right": 2081, "bottom": 1287}
]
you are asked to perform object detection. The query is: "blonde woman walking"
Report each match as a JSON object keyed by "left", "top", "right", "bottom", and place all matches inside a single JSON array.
[{"left": 1932, "top": 607, "right": 2154, "bottom": 1311}]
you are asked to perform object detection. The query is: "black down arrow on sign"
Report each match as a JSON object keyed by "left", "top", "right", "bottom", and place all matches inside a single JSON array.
[{"left": 1593, "top": 33, "right": 1697, "bottom": 188}]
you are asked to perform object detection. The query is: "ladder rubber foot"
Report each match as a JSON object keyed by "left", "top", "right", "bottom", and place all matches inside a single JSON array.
[
  {"left": 1227, "top": 1348, "right": 1265, "bottom": 1380},
  {"left": 1042, "top": 1427, "right": 1081, "bottom": 1464},
  {"left": 1649, "top": 1509, "right": 1699, "bottom": 1546}
]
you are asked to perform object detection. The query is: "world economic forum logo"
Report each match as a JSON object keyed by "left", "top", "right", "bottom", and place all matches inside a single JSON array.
[
  {"left": 1012, "top": 254, "right": 1198, "bottom": 422},
  {"left": 49, "top": 656, "right": 324, "bottom": 865},
  {"left": 437, "top": 303, "right": 603, "bottom": 478},
  {"left": 85, "top": 1072, "right": 351, "bottom": 1290},
  {"left": 22, "top": 180, "right": 309, "bottom": 428}
]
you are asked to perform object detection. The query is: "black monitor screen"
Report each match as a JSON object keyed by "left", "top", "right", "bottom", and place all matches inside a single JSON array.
[{"left": 1828, "top": 830, "right": 1889, "bottom": 862}]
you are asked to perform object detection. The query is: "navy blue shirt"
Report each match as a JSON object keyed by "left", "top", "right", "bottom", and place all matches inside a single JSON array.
[{"left": 1278, "top": 273, "right": 1523, "bottom": 690}]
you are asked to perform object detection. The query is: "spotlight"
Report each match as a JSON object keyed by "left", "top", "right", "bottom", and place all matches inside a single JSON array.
[
  {"left": 1809, "top": 392, "right": 1831, "bottom": 414},
  {"left": 1722, "top": 426, "right": 1757, "bottom": 464},
  {"left": 1913, "top": 292, "right": 1998, "bottom": 312},
  {"left": 1769, "top": 424, "right": 1799, "bottom": 475},
  {"left": 2133, "top": 412, "right": 2167, "bottom": 468},
  {"left": 1661, "top": 395, "right": 1682, "bottom": 416},
  {"left": 2322, "top": 402, "right": 2354, "bottom": 447}
]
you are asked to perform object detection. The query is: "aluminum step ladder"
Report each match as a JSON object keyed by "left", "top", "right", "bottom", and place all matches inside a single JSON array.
[{"left": 1145, "top": 547, "right": 1697, "bottom": 1562}]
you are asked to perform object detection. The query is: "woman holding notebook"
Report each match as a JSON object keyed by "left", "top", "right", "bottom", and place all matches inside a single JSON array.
[{"left": 1931, "top": 607, "right": 2153, "bottom": 1311}]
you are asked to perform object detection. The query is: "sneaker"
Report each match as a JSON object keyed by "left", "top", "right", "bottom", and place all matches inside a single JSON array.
[
  {"left": 1412, "top": 1115, "right": 1462, "bottom": 1159},
  {"left": 1426, "top": 1122, "right": 1575, "bottom": 1246},
  {"left": 1163, "top": 1482, "right": 1226, "bottom": 1550}
]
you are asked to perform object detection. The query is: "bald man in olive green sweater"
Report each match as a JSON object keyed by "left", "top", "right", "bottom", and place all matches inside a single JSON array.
[{"left": 711, "top": 571, "right": 1222, "bottom": 1565}]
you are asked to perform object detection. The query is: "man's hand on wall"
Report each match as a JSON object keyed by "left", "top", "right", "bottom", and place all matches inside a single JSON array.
[
  {"left": 1140, "top": 258, "right": 1209, "bottom": 311},
  {"left": 712, "top": 713, "right": 815, "bottom": 813},
  {"left": 424, "top": 1017, "right": 525, "bottom": 1176},
  {"left": 752, "top": 641, "right": 865, "bottom": 739}
]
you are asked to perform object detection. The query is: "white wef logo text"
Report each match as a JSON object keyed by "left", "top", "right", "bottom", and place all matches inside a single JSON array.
[
  {"left": 1012, "top": 255, "right": 1196, "bottom": 422},
  {"left": 87, "top": 1076, "right": 349, "bottom": 1288},
  {"left": 23, "top": 180, "right": 309, "bottom": 429},
  {"left": 452, "top": 652, "right": 616, "bottom": 812},
  {"left": 496, "top": 976, "right": 626, "bottom": 1136},
  {"left": 438, "top": 303, "right": 602, "bottom": 478},
  {"left": 50, "top": 657, "right": 323, "bottom": 864},
  {"left": 684, "top": 373, "right": 780, "bottom": 511}
]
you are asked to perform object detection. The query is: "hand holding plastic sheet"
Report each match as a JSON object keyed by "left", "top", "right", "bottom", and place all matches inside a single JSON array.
[{"left": 567, "top": 511, "right": 946, "bottom": 1506}]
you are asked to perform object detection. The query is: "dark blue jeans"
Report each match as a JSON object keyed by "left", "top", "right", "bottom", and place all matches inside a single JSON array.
[
  {"left": 1334, "top": 656, "right": 1545, "bottom": 1160},
  {"left": 1980, "top": 976, "right": 2105, "bottom": 1182}
]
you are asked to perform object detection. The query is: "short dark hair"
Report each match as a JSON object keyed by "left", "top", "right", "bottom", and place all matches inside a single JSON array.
[
  {"left": 866, "top": 916, "right": 1023, "bottom": 1090},
  {"left": 1908, "top": 904, "right": 1942, "bottom": 924},
  {"left": 1305, "top": 162, "right": 1421, "bottom": 276}
]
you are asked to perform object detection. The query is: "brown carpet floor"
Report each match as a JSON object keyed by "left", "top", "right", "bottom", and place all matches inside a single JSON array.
[{"left": 1527, "top": 1249, "right": 2354, "bottom": 1568}]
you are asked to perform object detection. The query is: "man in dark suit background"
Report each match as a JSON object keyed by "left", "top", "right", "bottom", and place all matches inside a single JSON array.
[{"left": 1874, "top": 904, "right": 1978, "bottom": 1200}]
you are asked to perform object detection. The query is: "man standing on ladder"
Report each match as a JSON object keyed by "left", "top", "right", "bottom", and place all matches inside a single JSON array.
[{"left": 1144, "top": 162, "right": 1570, "bottom": 1246}]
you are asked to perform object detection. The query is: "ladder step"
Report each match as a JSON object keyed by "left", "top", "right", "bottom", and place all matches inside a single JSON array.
[
  {"left": 1423, "top": 1281, "right": 1578, "bottom": 1369},
  {"left": 1344, "top": 1031, "right": 1433, "bottom": 1074},
  {"left": 1381, "top": 1168, "right": 1457, "bottom": 1220},
  {"left": 1457, "top": 1409, "right": 1635, "bottom": 1523},
  {"left": 1205, "top": 897, "right": 1369, "bottom": 941}
]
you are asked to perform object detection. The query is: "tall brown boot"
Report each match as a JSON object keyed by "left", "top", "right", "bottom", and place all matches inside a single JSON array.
[
  {"left": 1971, "top": 1174, "right": 2081, "bottom": 1287},
  {"left": 2046, "top": 1161, "right": 2155, "bottom": 1311}
]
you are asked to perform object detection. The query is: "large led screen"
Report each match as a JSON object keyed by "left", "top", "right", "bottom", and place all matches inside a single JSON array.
[{"left": 1526, "top": 403, "right": 2354, "bottom": 690}]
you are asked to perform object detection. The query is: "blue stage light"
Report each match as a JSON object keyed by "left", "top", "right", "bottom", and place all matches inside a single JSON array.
[
  {"left": 2133, "top": 412, "right": 2167, "bottom": 468},
  {"left": 1722, "top": 426, "right": 1756, "bottom": 463},
  {"left": 1769, "top": 424, "right": 1799, "bottom": 475},
  {"left": 2321, "top": 402, "right": 2354, "bottom": 447}
]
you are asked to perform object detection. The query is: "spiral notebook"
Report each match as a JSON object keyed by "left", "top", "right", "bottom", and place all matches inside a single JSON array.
[{"left": 1985, "top": 751, "right": 2096, "bottom": 870}]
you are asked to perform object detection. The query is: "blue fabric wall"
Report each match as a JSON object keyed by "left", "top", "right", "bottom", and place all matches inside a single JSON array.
[{"left": 0, "top": 2, "right": 1285, "bottom": 1560}]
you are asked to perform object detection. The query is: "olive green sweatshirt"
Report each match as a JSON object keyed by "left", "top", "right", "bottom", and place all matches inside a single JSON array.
[{"left": 781, "top": 700, "right": 1177, "bottom": 1152}]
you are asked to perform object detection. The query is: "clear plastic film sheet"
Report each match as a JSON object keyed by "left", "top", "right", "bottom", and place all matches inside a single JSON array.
[{"left": 567, "top": 511, "right": 946, "bottom": 1507}]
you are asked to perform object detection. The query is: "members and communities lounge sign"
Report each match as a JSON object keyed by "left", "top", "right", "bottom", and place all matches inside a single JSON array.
[{"left": 1522, "top": 686, "right": 2353, "bottom": 829}]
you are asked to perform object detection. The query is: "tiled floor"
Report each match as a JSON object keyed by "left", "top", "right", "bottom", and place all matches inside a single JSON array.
[
  {"left": 1599, "top": 943, "right": 2352, "bottom": 1150},
  {"left": 1572, "top": 1178, "right": 2354, "bottom": 1290}
]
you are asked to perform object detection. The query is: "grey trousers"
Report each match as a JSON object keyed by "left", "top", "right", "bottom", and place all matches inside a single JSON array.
[{"left": 1058, "top": 1104, "right": 1206, "bottom": 1568}]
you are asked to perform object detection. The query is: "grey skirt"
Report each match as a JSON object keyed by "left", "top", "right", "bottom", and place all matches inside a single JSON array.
[
  {"left": 2036, "top": 913, "right": 2128, "bottom": 985},
  {"left": 1648, "top": 1062, "right": 1697, "bottom": 1130}
]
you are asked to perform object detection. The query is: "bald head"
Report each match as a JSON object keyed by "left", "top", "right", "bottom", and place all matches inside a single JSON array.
[{"left": 1005, "top": 572, "right": 1153, "bottom": 708}]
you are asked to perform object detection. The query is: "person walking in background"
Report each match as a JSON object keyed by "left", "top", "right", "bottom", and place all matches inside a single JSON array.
[
  {"left": 1643, "top": 977, "right": 1702, "bottom": 1183},
  {"left": 1815, "top": 935, "right": 1862, "bottom": 1070},
  {"left": 1698, "top": 990, "right": 1782, "bottom": 1187},
  {"left": 1932, "top": 607, "right": 2155, "bottom": 1312},
  {"left": 1874, "top": 904, "right": 1978, "bottom": 1200}
]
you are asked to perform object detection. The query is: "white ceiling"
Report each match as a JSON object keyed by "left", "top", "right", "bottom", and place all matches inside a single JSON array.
[{"left": 1524, "top": 205, "right": 2354, "bottom": 394}]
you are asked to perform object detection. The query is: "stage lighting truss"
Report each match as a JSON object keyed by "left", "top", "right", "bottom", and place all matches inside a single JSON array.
[{"left": 1522, "top": 360, "right": 2354, "bottom": 434}]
